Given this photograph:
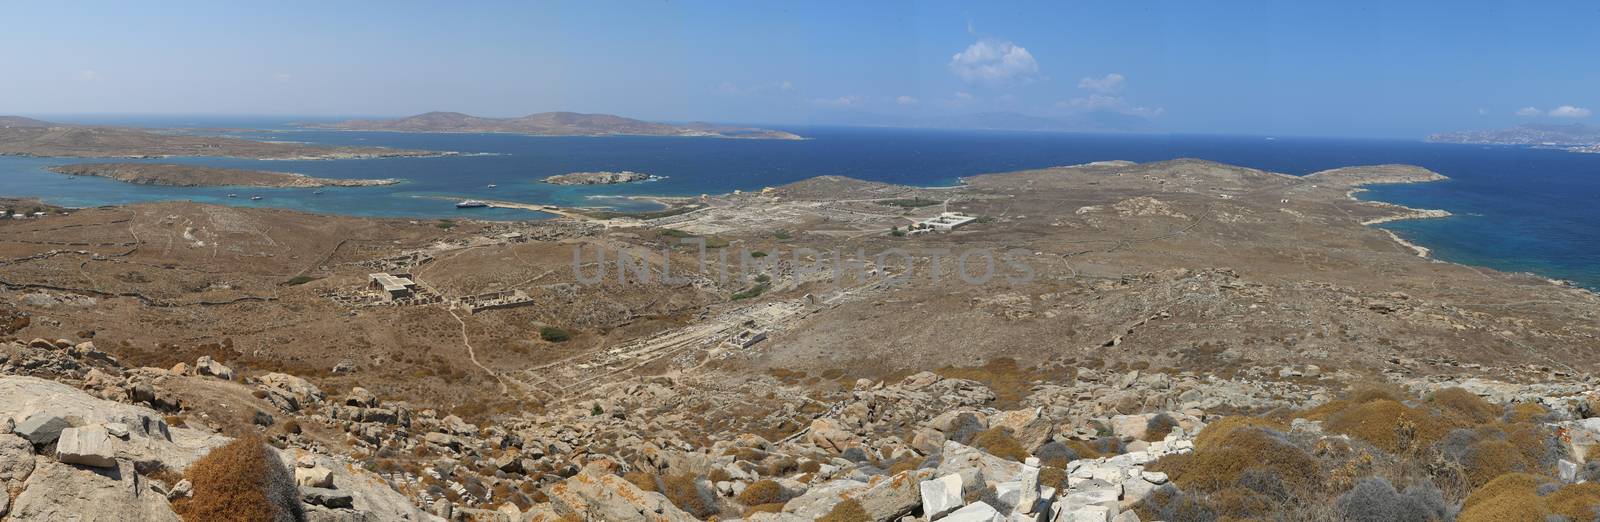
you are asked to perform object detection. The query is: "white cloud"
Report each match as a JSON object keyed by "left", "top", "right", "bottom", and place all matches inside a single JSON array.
[
  {"left": 948, "top": 38, "right": 1039, "bottom": 85},
  {"left": 1057, "top": 94, "right": 1164, "bottom": 118},
  {"left": 272, "top": 73, "right": 293, "bottom": 83},
  {"left": 715, "top": 80, "right": 797, "bottom": 96},
  {"left": 955, "top": 91, "right": 974, "bottom": 101},
  {"left": 77, "top": 70, "right": 100, "bottom": 81},
  {"left": 896, "top": 95, "right": 919, "bottom": 106},
  {"left": 1077, "top": 73, "right": 1125, "bottom": 94},
  {"left": 1549, "top": 105, "right": 1592, "bottom": 118},
  {"left": 811, "top": 95, "right": 865, "bottom": 108},
  {"left": 1477, "top": 108, "right": 1489, "bottom": 115},
  {"left": 1515, "top": 107, "right": 1542, "bottom": 117}
]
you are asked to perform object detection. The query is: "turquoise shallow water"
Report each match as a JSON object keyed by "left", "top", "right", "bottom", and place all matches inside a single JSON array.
[{"left": 2, "top": 119, "right": 1598, "bottom": 289}]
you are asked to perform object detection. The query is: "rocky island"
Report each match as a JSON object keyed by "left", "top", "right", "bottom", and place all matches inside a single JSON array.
[
  {"left": 0, "top": 116, "right": 445, "bottom": 160},
  {"left": 46, "top": 163, "right": 402, "bottom": 188},
  {"left": 541, "top": 170, "right": 661, "bottom": 185},
  {"left": 1429, "top": 123, "right": 1600, "bottom": 153},
  {"left": 313, "top": 111, "right": 806, "bottom": 140}
]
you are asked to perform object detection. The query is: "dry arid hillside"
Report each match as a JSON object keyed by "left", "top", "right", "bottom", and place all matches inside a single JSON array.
[{"left": 2, "top": 159, "right": 1599, "bottom": 521}]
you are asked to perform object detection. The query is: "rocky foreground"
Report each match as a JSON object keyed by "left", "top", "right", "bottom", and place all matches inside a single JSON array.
[{"left": 4, "top": 334, "right": 1600, "bottom": 521}]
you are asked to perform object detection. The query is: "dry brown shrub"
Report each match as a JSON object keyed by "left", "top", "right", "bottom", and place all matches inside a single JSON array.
[
  {"left": 1300, "top": 399, "right": 1352, "bottom": 422},
  {"left": 660, "top": 473, "right": 715, "bottom": 518},
  {"left": 1323, "top": 399, "right": 1459, "bottom": 454},
  {"left": 1211, "top": 487, "right": 1272, "bottom": 518},
  {"left": 1039, "top": 466, "right": 1068, "bottom": 490},
  {"left": 738, "top": 479, "right": 785, "bottom": 505},
  {"left": 818, "top": 499, "right": 871, "bottom": 522},
  {"left": 173, "top": 436, "right": 300, "bottom": 522},
  {"left": 1457, "top": 473, "right": 1550, "bottom": 522},
  {"left": 622, "top": 471, "right": 659, "bottom": 493},
  {"left": 885, "top": 458, "right": 920, "bottom": 476},
  {"left": 799, "top": 459, "right": 822, "bottom": 473},
  {"left": 970, "top": 427, "right": 1029, "bottom": 462},
  {"left": 1505, "top": 402, "right": 1549, "bottom": 424},
  {"left": 1194, "top": 416, "right": 1288, "bottom": 451},
  {"left": 1153, "top": 427, "right": 1318, "bottom": 494},
  {"left": 1144, "top": 413, "right": 1179, "bottom": 442},
  {"left": 1430, "top": 388, "right": 1499, "bottom": 425},
  {"left": 1546, "top": 482, "right": 1600, "bottom": 521},
  {"left": 744, "top": 502, "right": 786, "bottom": 516},
  {"left": 707, "top": 467, "right": 732, "bottom": 483},
  {"left": 1463, "top": 440, "right": 1526, "bottom": 488},
  {"left": 1347, "top": 382, "right": 1406, "bottom": 404}
]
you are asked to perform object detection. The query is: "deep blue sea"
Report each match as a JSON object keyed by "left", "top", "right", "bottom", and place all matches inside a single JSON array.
[{"left": 3, "top": 117, "right": 1598, "bottom": 290}]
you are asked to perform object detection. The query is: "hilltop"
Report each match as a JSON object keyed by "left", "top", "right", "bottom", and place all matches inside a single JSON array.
[
  {"left": 314, "top": 111, "right": 805, "bottom": 140},
  {"left": 0, "top": 116, "right": 444, "bottom": 160}
]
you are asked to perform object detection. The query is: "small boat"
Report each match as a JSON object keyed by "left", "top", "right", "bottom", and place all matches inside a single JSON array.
[
  {"left": 250, "top": 196, "right": 262, "bottom": 201},
  {"left": 312, "top": 190, "right": 324, "bottom": 195},
  {"left": 227, "top": 193, "right": 237, "bottom": 198},
  {"left": 487, "top": 184, "right": 498, "bottom": 189},
  {"left": 456, "top": 199, "right": 488, "bottom": 208}
]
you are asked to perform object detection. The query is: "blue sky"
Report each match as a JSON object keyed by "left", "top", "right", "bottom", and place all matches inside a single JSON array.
[{"left": 3, "top": 1, "right": 1598, "bottom": 138}]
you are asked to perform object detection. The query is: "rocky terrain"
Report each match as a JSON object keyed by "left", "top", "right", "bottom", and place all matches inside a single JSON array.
[
  {"left": 0, "top": 117, "right": 443, "bottom": 160},
  {"left": 542, "top": 171, "right": 661, "bottom": 185},
  {"left": 46, "top": 163, "right": 404, "bottom": 188},
  {"left": 3, "top": 158, "right": 1600, "bottom": 520},
  {"left": 314, "top": 112, "right": 806, "bottom": 140}
]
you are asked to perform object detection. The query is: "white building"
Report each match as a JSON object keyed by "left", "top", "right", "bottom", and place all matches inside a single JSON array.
[{"left": 915, "top": 212, "right": 978, "bottom": 231}]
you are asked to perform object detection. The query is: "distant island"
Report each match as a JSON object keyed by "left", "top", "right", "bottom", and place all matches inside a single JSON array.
[
  {"left": 541, "top": 170, "right": 661, "bottom": 185},
  {"left": 310, "top": 111, "right": 805, "bottom": 140},
  {"left": 1428, "top": 123, "right": 1600, "bottom": 153},
  {"left": 0, "top": 116, "right": 444, "bottom": 160},
  {"left": 47, "top": 163, "right": 402, "bottom": 188}
]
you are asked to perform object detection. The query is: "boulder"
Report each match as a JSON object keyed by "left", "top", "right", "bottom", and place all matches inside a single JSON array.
[
  {"left": 782, "top": 478, "right": 866, "bottom": 519},
  {"left": 0, "top": 433, "right": 34, "bottom": 490},
  {"left": 10, "top": 460, "right": 180, "bottom": 521},
  {"left": 989, "top": 408, "right": 1055, "bottom": 451},
  {"left": 546, "top": 467, "right": 697, "bottom": 521},
  {"left": 919, "top": 473, "right": 964, "bottom": 520},
  {"left": 943, "top": 501, "right": 1004, "bottom": 522},
  {"left": 855, "top": 468, "right": 934, "bottom": 521},
  {"left": 56, "top": 425, "right": 117, "bottom": 468},
  {"left": 345, "top": 387, "right": 377, "bottom": 408},
  {"left": 258, "top": 373, "right": 325, "bottom": 411},
  {"left": 935, "top": 440, "right": 1024, "bottom": 487},
  {"left": 808, "top": 418, "right": 857, "bottom": 453},
  {"left": 1109, "top": 414, "right": 1153, "bottom": 441},
  {"left": 14, "top": 413, "right": 71, "bottom": 445},
  {"left": 301, "top": 486, "right": 355, "bottom": 509},
  {"left": 193, "top": 356, "right": 233, "bottom": 381},
  {"left": 297, "top": 466, "right": 335, "bottom": 489}
]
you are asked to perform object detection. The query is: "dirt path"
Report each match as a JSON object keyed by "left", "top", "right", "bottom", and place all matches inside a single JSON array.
[{"left": 448, "top": 308, "right": 508, "bottom": 394}]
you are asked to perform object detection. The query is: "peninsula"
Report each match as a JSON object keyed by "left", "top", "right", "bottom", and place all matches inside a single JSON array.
[
  {"left": 0, "top": 116, "right": 443, "bottom": 159},
  {"left": 46, "top": 163, "right": 402, "bottom": 188},
  {"left": 541, "top": 170, "right": 660, "bottom": 185},
  {"left": 312, "top": 111, "right": 806, "bottom": 140}
]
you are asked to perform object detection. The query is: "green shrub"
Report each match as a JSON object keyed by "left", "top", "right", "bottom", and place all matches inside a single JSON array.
[
  {"left": 539, "top": 326, "right": 571, "bottom": 342},
  {"left": 284, "top": 275, "right": 317, "bottom": 286}
]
